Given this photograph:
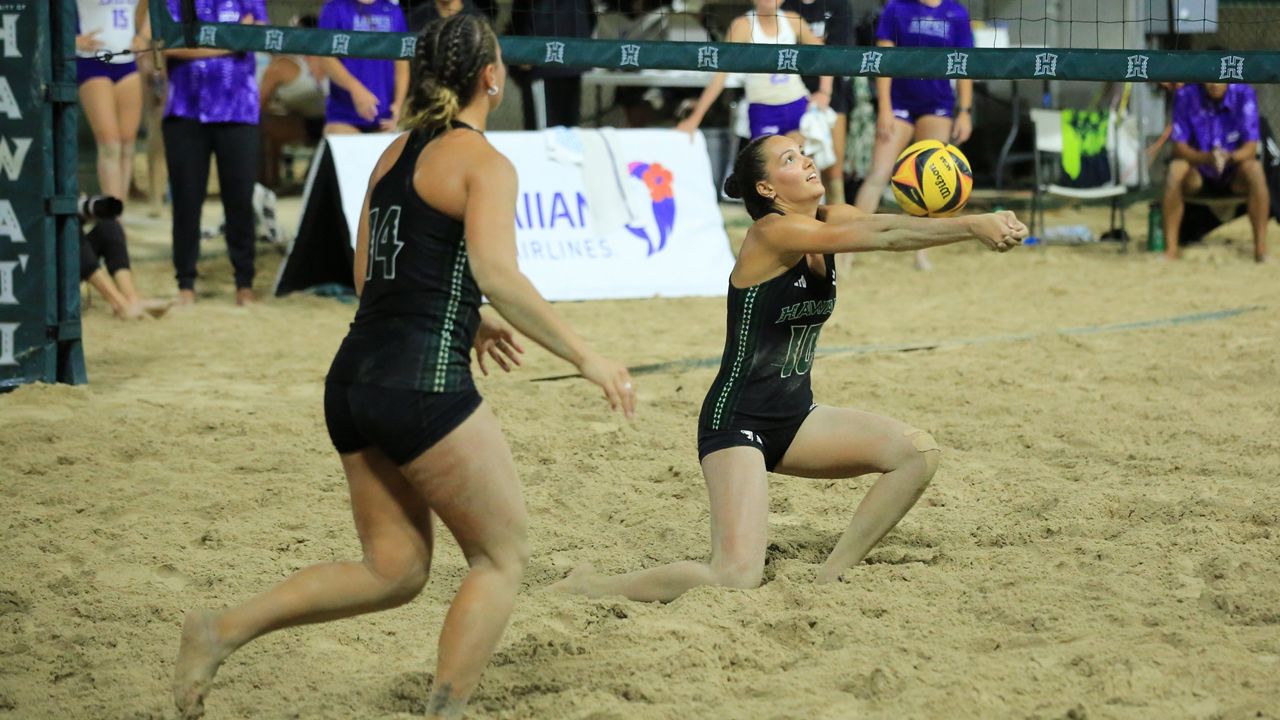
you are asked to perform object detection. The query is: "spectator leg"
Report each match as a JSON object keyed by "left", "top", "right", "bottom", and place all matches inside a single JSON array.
[
  {"left": 1234, "top": 157, "right": 1270, "bottom": 262},
  {"left": 212, "top": 122, "right": 261, "bottom": 292},
  {"left": 1163, "top": 158, "right": 1199, "bottom": 259},
  {"left": 163, "top": 117, "right": 214, "bottom": 293}
]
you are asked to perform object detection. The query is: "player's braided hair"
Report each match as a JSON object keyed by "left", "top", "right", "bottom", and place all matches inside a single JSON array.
[
  {"left": 724, "top": 135, "right": 781, "bottom": 220},
  {"left": 401, "top": 15, "right": 498, "bottom": 132}
]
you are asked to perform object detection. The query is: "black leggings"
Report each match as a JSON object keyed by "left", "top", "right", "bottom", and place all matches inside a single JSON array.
[
  {"left": 162, "top": 117, "right": 259, "bottom": 291},
  {"left": 79, "top": 219, "right": 130, "bottom": 281}
]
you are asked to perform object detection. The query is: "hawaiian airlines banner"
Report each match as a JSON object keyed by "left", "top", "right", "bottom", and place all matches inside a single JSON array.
[{"left": 317, "top": 129, "right": 735, "bottom": 301}]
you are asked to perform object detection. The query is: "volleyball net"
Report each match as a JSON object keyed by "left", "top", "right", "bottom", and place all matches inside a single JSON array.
[{"left": 148, "top": 1, "right": 1280, "bottom": 83}]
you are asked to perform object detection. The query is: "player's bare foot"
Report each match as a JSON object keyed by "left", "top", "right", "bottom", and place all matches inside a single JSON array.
[
  {"left": 548, "top": 564, "right": 603, "bottom": 597},
  {"left": 176, "top": 289, "right": 196, "bottom": 306},
  {"left": 114, "top": 303, "right": 146, "bottom": 320},
  {"left": 140, "top": 299, "right": 173, "bottom": 318},
  {"left": 173, "top": 610, "right": 229, "bottom": 720},
  {"left": 235, "top": 288, "right": 256, "bottom": 306}
]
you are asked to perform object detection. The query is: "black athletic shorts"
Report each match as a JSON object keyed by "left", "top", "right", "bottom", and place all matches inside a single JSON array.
[
  {"left": 803, "top": 76, "right": 853, "bottom": 115},
  {"left": 324, "top": 381, "right": 482, "bottom": 466},
  {"left": 697, "top": 404, "right": 817, "bottom": 472}
]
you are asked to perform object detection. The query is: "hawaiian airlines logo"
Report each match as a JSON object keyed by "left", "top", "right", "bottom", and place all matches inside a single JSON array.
[{"left": 625, "top": 162, "right": 675, "bottom": 256}]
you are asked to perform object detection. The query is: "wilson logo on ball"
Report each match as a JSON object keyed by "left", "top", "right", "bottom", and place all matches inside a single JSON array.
[{"left": 892, "top": 140, "right": 973, "bottom": 218}]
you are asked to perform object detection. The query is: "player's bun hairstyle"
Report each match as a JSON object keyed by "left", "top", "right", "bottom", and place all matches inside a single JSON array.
[
  {"left": 401, "top": 15, "right": 498, "bottom": 131},
  {"left": 723, "top": 135, "right": 780, "bottom": 220}
]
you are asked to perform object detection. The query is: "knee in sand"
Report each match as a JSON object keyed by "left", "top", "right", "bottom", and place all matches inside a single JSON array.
[{"left": 901, "top": 428, "right": 942, "bottom": 481}]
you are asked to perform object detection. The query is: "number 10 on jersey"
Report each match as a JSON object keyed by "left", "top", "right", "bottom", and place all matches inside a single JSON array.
[{"left": 781, "top": 323, "right": 823, "bottom": 378}]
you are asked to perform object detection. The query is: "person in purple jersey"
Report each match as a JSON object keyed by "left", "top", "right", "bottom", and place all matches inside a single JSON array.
[
  {"left": 1164, "top": 81, "right": 1270, "bottom": 263},
  {"left": 162, "top": 0, "right": 266, "bottom": 306},
  {"left": 318, "top": 0, "right": 409, "bottom": 134},
  {"left": 852, "top": 0, "right": 973, "bottom": 271}
]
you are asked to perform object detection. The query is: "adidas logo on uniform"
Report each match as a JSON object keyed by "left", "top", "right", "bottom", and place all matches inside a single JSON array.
[{"left": 794, "top": 276, "right": 807, "bottom": 289}]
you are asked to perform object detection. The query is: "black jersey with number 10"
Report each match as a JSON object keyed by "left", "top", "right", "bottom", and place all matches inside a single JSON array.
[
  {"left": 327, "top": 124, "right": 483, "bottom": 393},
  {"left": 699, "top": 253, "right": 837, "bottom": 431}
]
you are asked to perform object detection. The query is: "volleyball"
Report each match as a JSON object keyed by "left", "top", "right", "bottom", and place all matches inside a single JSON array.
[{"left": 891, "top": 140, "right": 974, "bottom": 218}]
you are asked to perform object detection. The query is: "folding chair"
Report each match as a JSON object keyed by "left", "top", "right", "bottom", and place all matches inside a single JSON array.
[{"left": 1029, "top": 109, "right": 1129, "bottom": 249}]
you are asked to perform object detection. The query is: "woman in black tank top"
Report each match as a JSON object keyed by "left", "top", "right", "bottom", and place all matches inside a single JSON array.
[
  {"left": 173, "top": 16, "right": 637, "bottom": 720},
  {"left": 554, "top": 134, "right": 1027, "bottom": 601}
]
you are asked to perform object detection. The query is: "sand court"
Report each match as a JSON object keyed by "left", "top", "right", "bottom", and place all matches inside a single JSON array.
[{"left": 1, "top": 200, "right": 1278, "bottom": 719}]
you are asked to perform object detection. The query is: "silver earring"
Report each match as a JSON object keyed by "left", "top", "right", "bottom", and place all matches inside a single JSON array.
[{"left": 487, "top": 86, "right": 499, "bottom": 96}]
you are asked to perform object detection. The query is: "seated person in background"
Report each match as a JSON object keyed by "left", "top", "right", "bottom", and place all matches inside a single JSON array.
[
  {"left": 318, "top": 0, "right": 408, "bottom": 133},
  {"left": 258, "top": 15, "right": 328, "bottom": 188},
  {"left": 79, "top": 196, "right": 170, "bottom": 320},
  {"left": 594, "top": 0, "right": 696, "bottom": 128},
  {"left": 1163, "top": 81, "right": 1270, "bottom": 263}
]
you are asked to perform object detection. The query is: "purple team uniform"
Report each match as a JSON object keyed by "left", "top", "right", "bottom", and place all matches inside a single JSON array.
[
  {"left": 319, "top": 0, "right": 407, "bottom": 130},
  {"left": 164, "top": 0, "right": 266, "bottom": 124},
  {"left": 876, "top": 0, "right": 973, "bottom": 122},
  {"left": 1171, "top": 84, "right": 1260, "bottom": 188}
]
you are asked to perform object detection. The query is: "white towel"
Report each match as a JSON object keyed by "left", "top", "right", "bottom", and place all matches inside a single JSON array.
[
  {"left": 800, "top": 104, "right": 837, "bottom": 170},
  {"left": 582, "top": 128, "right": 636, "bottom": 233},
  {"left": 544, "top": 126, "right": 584, "bottom": 166}
]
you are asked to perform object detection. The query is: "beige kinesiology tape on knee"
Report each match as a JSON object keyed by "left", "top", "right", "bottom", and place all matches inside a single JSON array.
[{"left": 903, "top": 428, "right": 940, "bottom": 453}]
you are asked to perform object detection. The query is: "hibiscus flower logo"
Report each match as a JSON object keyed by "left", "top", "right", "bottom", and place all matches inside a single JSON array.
[{"left": 625, "top": 162, "right": 676, "bottom": 256}]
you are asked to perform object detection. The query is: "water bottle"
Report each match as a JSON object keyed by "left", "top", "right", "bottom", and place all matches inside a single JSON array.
[
  {"left": 1041, "top": 224, "right": 1094, "bottom": 244},
  {"left": 1147, "top": 202, "right": 1165, "bottom": 252}
]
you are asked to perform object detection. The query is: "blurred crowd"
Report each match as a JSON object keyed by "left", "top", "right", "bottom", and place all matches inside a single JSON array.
[{"left": 73, "top": 0, "right": 1272, "bottom": 316}]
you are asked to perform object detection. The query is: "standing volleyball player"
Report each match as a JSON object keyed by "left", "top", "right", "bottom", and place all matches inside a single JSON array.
[
  {"left": 172, "top": 15, "right": 637, "bottom": 720},
  {"left": 76, "top": 0, "right": 143, "bottom": 203},
  {"left": 677, "top": 0, "right": 831, "bottom": 142},
  {"left": 318, "top": 0, "right": 409, "bottom": 133},
  {"left": 554, "top": 134, "right": 1024, "bottom": 601},
  {"left": 852, "top": 0, "right": 974, "bottom": 271}
]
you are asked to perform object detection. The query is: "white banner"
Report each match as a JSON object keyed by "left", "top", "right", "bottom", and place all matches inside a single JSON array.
[{"left": 323, "top": 128, "right": 735, "bottom": 301}]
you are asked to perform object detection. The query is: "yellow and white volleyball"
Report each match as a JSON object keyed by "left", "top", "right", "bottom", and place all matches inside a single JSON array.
[{"left": 891, "top": 140, "right": 974, "bottom": 218}]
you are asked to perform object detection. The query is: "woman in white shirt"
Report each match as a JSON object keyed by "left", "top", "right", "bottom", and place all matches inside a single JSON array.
[
  {"left": 676, "top": 0, "right": 831, "bottom": 142},
  {"left": 76, "top": 0, "right": 144, "bottom": 203}
]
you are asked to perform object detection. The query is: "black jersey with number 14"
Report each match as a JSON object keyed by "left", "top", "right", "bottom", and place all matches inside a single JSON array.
[{"left": 328, "top": 124, "right": 483, "bottom": 393}]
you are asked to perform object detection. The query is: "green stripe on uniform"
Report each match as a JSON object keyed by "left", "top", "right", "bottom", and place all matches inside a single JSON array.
[
  {"left": 433, "top": 242, "right": 468, "bottom": 392},
  {"left": 711, "top": 286, "right": 759, "bottom": 429}
]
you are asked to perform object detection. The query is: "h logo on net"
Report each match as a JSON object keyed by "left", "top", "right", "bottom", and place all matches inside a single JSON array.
[
  {"left": 697, "top": 46, "right": 718, "bottom": 70},
  {"left": 777, "top": 48, "right": 799, "bottom": 73},
  {"left": 1034, "top": 52, "right": 1058, "bottom": 77},
  {"left": 860, "top": 51, "right": 882, "bottom": 75},
  {"left": 264, "top": 29, "right": 284, "bottom": 52},
  {"left": 620, "top": 44, "right": 641, "bottom": 67},
  {"left": 1125, "top": 55, "right": 1149, "bottom": 80},
  {"left": 1219, "top": 55, "right": 1244, "bottom": 81}
]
